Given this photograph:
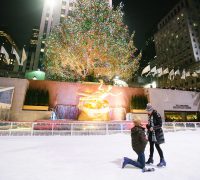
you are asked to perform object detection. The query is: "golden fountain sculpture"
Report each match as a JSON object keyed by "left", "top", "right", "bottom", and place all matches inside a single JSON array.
[{"left": 78, "top": 80, "right": 121, "bottom": 121}]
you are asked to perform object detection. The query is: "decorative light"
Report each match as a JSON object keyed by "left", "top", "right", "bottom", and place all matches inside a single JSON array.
[
  {"left": 44, "top": 0, "right": 140, "bottom": 82},
  {"left": 113, "top": 76, "right": 128, "bottom": 87},
  {"left": 32, "top": 76, "right": 37, "bottom": 80}
]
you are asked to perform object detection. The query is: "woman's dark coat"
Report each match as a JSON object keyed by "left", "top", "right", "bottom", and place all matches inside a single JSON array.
[{"left": 146, "top": 110, "right": 165, "bottom": 144}]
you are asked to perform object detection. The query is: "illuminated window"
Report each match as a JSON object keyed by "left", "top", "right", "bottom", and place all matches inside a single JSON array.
[{"left": 193, "top": 23, "right": 198, "bottom": 27}]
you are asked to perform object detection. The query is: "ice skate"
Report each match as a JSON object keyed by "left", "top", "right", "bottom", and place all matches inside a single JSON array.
[
  {"left": 122, "top": 157, "right": 128, "bottom": 168},
  {"left": 142, "top": 167, "right": 155, "bottom": 172},
  {"left": 146, "top": 157, "right": 154, "bottom": 164},
  {"left": 157, "top": 159, "right": 166, "bottom": 167}
]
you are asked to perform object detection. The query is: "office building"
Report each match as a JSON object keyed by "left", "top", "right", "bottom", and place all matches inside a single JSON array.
[
  {"left": 24, "top": 27, "right": 39, "bottom": 71},
  {"left": 154, "top": 0, "right": 200, "bottom": 89},
  {"left": 0, "top": 30, "right": 19, "bottom": 74}
]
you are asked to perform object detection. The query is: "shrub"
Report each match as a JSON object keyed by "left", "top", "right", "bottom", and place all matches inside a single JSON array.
[
  {"left": 131, "top": 95, "right": 148, "bottom": 109},
  {"left": 24, "top": 88, "right": 49, "bottom": 106}
]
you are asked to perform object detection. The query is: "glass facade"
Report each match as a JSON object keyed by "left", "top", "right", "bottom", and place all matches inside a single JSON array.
[{"left": 165, "top": 110, "right": 200, "bottom": 122}]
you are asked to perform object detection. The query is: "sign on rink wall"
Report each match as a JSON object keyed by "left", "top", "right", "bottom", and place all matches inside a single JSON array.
[
  {"left": 0, "top": 87, "right": 15, "bottom": 109},
  {"left": 147, "top": 88, "right": 200, "bottom": 120}
]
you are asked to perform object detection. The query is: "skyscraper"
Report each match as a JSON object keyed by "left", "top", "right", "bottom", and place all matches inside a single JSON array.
[
  {"left": 24, "top": 27, "right": 39, "bottom": 71},
  {"left": 0, "top": 30, "right": 19, "bottom": 72},
  {"left": 34, "top": 0, "right": 112, "bottom": 70},
  {"left": 154, "top": 0, "right": 200, "bottom": 88}
]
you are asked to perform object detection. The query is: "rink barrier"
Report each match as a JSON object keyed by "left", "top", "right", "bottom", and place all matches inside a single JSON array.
[{"left": 0, "top": 121, "right": 199, "bottom": 136}]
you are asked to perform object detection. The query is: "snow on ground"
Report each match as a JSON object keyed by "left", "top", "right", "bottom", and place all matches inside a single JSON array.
[{"left": 0, "top": 130, "right": 200, "bottom": 180}]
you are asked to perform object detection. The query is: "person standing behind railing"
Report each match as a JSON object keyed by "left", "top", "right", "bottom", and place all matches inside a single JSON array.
[
  {"left": 50, "top": 108, "right": 57, "bottom": 120},
  {"left": 145, "top": 103, "right": 166, "bottom": 167}
]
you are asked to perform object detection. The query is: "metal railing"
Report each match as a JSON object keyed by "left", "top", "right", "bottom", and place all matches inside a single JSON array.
[
  {"left": 0, "top": 109, "right": 10, "bottom": 121},
  {"left": 0, "top": 121, "right": 199, "bottom": 136}
]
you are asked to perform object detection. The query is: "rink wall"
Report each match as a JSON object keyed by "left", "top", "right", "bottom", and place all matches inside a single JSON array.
[{"left": 0, "top": 78, "right": 145, "bottom": 121}]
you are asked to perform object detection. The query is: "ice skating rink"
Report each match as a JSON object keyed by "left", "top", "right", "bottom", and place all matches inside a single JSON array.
[{"left": 0, "top": 130, "right": 200, "bottom": 180}]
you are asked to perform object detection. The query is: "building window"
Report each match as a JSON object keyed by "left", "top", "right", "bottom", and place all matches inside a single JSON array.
[
  {"left": 62, "top": 1, "right": 66, "bottom": 6},
  {"left": 193, "top": 23, "right": 198, "bottom": 27},
  {"left": 61, "top": 9, "right": 65, "bottom": 14}
]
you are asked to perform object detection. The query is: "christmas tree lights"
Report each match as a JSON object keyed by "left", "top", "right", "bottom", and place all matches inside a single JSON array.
[{"left": 44, "top": 0, "right": 141, "bottom": 82}]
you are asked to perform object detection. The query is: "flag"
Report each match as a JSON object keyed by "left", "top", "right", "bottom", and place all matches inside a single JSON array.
[
  {"left": 157, "top": 67, "right": 163, "bottom": 77},
  {"left": 186, "top": 71, "right": 190, "bottom": 77},
  {"left": 141, "top": 65, "right": 150, "bottom": 75},
  {"left": 169, "top": 69, "right": 174, "bottom": 76},
  {"left": 145, "top": 71, "right": 151, "bottom": 77},
  {"left": 152, "top": 67, "right": 158, "bottom": 77},
  {"left": 20, "top": 48, "right": 27, "bottom": 65},
  {"left": 196, "top": 70, "right": 200, "bottom": 74},
  {"left": 12, "top": 47, "right": 20, "bottom": 65},
  {"left": 181, "top": 69, "right": 186, "bottom": 80},
  {"left": 0, "top": 46, "right": 10, "bottom": 64},
  {"left": 174, "top": 69, "right": 180, "bottom": 76},
  {"left": 168, "top": 69, "right": 174, "bottom": 80},
  {"left": 150, "top": 66, "right": 156, "bottom": 73},
  {"left": 163, "top": 68, "right": 169, "bottom": 74},
  {"left": 152, "top": 71, "right": 158, "bottom": 77},
  {"left": 192, "top": 72, "right": 198, "bottom": 77}
]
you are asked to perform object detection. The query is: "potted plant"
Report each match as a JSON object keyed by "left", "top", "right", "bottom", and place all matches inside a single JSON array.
[
  {"left": 130, "top": 95, "right": 148, "bottom": 113},
  {"left": 23, "top": 88, "right": 49, "bottom": 111}
]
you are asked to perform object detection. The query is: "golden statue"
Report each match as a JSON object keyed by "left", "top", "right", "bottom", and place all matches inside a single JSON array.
[{"left": 78, "top": 80, "right": 120, "bottom": 121}]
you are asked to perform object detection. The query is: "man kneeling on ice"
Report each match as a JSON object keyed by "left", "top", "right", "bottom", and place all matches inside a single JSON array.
[{"left": 122, "top": 119, "right": 155, "bottom": 172}]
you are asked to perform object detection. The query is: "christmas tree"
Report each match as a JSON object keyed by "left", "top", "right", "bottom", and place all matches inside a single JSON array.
[{"left": 44, "top": 0, "right": 141, "bottom": 82}]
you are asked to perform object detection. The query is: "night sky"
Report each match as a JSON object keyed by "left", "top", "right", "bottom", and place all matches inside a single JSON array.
[{"left": 0, "top": 0, "right": 179, "bottom": 49}]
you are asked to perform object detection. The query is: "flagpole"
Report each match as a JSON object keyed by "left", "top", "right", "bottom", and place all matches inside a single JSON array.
[
  {"left": 157, "top": 75, "right": 159, "bottom": 88},
  {"left": 0, "top": 43, "right": 5, "bottom": 53},
  {"left": 19, "top": 45, "right": 25, "bottom": 72},
  {"left": 162, "top": 73, "right": 164, "bottom": 88}
]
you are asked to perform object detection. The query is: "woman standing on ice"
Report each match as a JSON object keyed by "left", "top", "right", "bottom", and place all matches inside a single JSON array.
[
  {"left": 122, "top": 119, "right": 155, "bottom": 172},
  {"left": 145, "top": 103, "right": 166, "bottom": 167}
]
